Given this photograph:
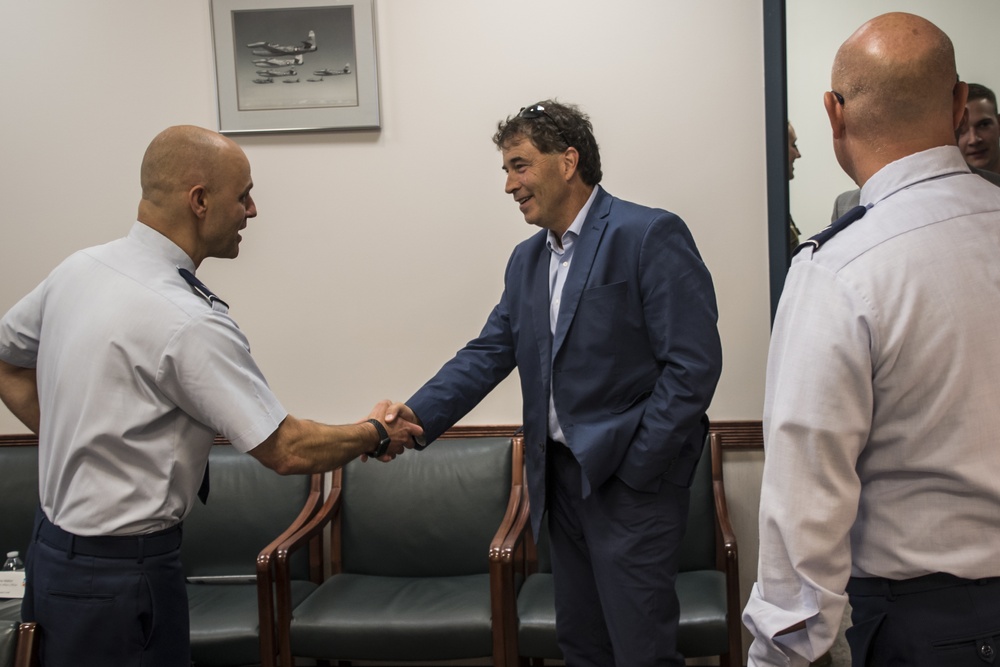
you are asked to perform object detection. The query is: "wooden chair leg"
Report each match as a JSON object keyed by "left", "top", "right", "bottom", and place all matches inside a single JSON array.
[{"left": 14, "top": 622, "right": 40, "bottom": 667}]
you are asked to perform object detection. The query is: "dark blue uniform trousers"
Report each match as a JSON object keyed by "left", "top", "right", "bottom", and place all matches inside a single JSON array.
[
  {"left": 846, "top": 572, "right": 1000, "bottom": 666},
  {"left": 22, "top": 510, "right": 189, "bottom": 667},
  {"left": 547, "top": 440, "right": 690, "bottom": 667}
]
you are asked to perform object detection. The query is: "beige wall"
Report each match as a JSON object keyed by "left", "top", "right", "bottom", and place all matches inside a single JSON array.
[
  {"left": 0, "top": 0, "right": 771, "bottom": 430},
  {"left": 0, "top": 2, "right": 771, "bottom": 661}
]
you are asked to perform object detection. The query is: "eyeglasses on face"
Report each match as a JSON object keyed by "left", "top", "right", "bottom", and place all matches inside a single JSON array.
[{"left": 518, "top": 103, "right": 571, "bottom": 148}]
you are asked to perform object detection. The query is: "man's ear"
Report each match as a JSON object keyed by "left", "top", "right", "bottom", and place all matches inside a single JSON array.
[
  {"left": 188, "top": 185, "right": 207, "bottom": 218},
  {"left": 824, "top": 91, "right": 846, "bottom": 139},
  {"left": 560, "top": 146, "right": 580, "bottom": 182},
  {"left": 952, "top": 81, "right": 969, "bottom": 132}
]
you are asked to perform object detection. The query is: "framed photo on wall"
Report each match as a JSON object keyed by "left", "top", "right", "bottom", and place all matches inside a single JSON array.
[{"left": 210, "top": 0, "right": 380, "bottom": 134}]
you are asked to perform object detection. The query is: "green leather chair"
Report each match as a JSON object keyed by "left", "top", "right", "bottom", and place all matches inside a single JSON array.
[
  {"left": 182, "top": 442, "right": 324, "bottom": 667},
  {"left": 494, "top": 432, "right": 741, "bottom": 666},
  {"left": 0, "top": 438, "right": 39, "bottom": 667},
  {"left": 272, "top": 432, "right": 524, "bottom": 666}
]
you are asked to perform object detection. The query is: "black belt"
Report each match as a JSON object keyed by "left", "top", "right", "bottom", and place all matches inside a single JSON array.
[
  {"left": 847, "top": 572, "right": 1000, "bottom": 598},
  {"left": 36, "top": 513, "right": 182, "bottom": 560}
]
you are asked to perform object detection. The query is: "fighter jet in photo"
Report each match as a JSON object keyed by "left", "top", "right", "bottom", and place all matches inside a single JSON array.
[
  {"left": 282, "top": 78, "right": 300, "bottom": 83},
  {"left": 247, "top": 31, "right": 317, "bottom": 57},
  {"left": 256, "top": 69, "right": 296, "bottom": 77},
  {"left": 252, "top": 78, "right": 274, "bottom": 84},
  {"left": 252, "top": 54, "right": 304, "bottom": 68},
  {"left": 313, "top": 63, "right": 351, "bottom": 76},
  {"left": 306, "top": 78, "right": 325, "bottom": 82}
]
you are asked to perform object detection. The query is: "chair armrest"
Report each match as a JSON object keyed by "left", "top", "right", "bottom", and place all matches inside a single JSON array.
[
  {"left": 14, "top": 622, "right": 39, "bottom": 667},
  {"left": 490, "top": 434, "right": 527, "bottom": 667},
  {"left": 255, "top": 472, "right": 324, "bottom": 667},
  {"left": 272, "top": 471, "right": 343, "bottom": 667},
  {"left": 709, "top": 431, "right": 742, "bottom": 664}
]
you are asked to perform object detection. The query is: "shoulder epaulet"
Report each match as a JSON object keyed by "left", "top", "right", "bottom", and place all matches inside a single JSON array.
[
  {"left": 792, "top": 205, "right": 868, "bottom": 257},
  {"left": 177, "top": 267, "right": 230, "bottom": 311}
]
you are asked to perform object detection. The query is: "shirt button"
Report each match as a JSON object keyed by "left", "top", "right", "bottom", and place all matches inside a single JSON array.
[{"left": 979, "top": 642, "right": 995, "bottom": 660}]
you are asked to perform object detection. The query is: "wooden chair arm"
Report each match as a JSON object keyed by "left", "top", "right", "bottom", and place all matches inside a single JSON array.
[
  {"left": 13, "top": 622, "right": 39, "bottom": 667},
  {"left": 273, "top": 472, "right": 344, "bottom": 667},
  {"left": 710, "top": 431, "right": 742, "bottom": 666},
  {"left": 255, "top": 472, "right": 324, "bottom": 667}
]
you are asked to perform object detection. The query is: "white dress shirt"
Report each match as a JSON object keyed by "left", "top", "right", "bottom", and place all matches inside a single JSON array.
[
  {"left": 744, "top": 146, "right": 1000, "bottom": 666},
  {"left": 546, "top": 186, "right": 597, "bottom": 445}
]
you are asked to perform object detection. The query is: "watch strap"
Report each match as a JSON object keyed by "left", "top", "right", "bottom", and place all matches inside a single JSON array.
[{"left": 366, "top": 418, "right": 391, "bottom": 458}]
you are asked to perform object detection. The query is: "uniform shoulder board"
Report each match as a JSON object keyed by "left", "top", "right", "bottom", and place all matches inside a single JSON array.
[
  {"left": 177, "top": 267, "right": 230, "bottom": 311},
  {"left": 792, "top": 205, "right": 868, "bottom": 257}
]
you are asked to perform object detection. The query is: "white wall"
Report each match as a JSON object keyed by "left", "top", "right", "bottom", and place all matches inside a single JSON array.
[
  {"left": 788, "top": 1, "right": 1000, "bottom": 237},
  {"left": 0, "top": 0, "right": 772, "bottom": 431}
]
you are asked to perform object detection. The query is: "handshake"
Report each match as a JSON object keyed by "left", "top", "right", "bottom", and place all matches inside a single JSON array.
[{"left": 361, "top": 400, "right": 423, "bottom": 463}]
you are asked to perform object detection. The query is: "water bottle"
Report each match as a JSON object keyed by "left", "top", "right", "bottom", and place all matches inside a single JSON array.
[{"left": 2, "top": 551, "right": 23, "bottom": 571}]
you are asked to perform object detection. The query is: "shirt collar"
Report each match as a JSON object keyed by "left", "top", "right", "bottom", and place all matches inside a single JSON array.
[
  {"left": 128, "top": 221, "right": 196, "bottom": 273},
  {"left": 860, "top": 146, "right": 971, "bottom": 209},
  {"left": 546, "top": 186, "right": 598, "bottom": 254}
]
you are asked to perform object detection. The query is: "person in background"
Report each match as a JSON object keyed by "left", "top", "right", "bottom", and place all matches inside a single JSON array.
[
  {"left": 787, "top": 121, "right": 803, "bottom": 251},
  {"left": 744, "top": 13, "right": 1000, "bottom": 666},
  {"left": 0, "top": 125, "right": 422, "bottom": 667},
  {"left": 958, "top": 82, "right": 1000, "bottom": 174}
]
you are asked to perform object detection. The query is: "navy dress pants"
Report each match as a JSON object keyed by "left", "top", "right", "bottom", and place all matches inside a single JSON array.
[
  {"left": 846, "top": 573, "right": 1000, "bottom": 666},
  {"left": 22, "top": 510, "right": 190, "bottom": 667},
  {"left": 547, "top": 440, "right": 690, "bottom": 667}
]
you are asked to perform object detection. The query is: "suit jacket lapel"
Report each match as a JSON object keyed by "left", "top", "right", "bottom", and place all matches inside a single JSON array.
[
  {"left": 552, "top": 187, "right": 611, "bottom": 359},
  {"left": 527, "top": 236, "right": 554, "bottom": 390}
]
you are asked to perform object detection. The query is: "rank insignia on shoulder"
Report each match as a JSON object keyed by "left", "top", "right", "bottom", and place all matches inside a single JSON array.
[
  {"left": 792, "top": 204, "right": 869, "bottom": 257},
  {"left": 177, "top": 267, "right": 230, "bottom": 312}
]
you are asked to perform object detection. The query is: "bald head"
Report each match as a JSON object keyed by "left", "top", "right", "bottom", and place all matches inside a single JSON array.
[
  {"left": 828, "top": 13, "right": 966, "bottom": 183},
  {"left": 140, "top": 125, "right": 243, "bottom": 209},
  {"left": 137, "top": 125, "right": 256, "bottom": 266}
]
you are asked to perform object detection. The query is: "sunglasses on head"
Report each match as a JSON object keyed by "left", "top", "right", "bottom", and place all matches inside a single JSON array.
[{"left": 518, "top": 103, "right": 571, "bottom": 147}]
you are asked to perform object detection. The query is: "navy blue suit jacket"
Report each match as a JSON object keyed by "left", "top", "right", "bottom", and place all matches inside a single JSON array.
[{"left": 408, "top": 186, "right": 722, "bottom": 538}]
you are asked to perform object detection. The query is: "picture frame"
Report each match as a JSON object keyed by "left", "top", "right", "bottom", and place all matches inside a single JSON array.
[{"left": 210, "top": 0, "right": 380, "bottom": 134}]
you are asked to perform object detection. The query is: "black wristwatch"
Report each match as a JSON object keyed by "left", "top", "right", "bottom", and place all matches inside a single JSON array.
[{"left": 366, "top": 418, "right": 391, "bottom": 458}]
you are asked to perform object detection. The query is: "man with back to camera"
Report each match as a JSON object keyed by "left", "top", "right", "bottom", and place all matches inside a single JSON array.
[
  {"left": 958, "top": 82, "right": 1000, "bottom": 174},
  {"left": 832, "top": 82, "right": 1000, "bottom": 220},
  {"left": 743, "top": 13, "right": 1000, "bottom": 667},
  {"left": 385, "top": 100, "right": 723, "bottom": 666},
  {"left": 0, "top": 125, "right": 422, "bottom": 667}
]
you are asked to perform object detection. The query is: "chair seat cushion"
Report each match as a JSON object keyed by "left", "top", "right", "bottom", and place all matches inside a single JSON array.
[
  {"left": 290, "top": 572, "right": 493, "bottom": 661},
  {"left": 188, "top": 579, "right": 317, "bottom": 666},
  {"left": 0, "top": 599, "right": 22, "bottom": 667},
  {"left": 515, "top": 569, "right": 728, "bottom": 660},
  {"left": 676, "top": 569, "right": 728, "bottom": 657},
  {"left": 516, "top": 573, "right": 560, "bottom": 659}
]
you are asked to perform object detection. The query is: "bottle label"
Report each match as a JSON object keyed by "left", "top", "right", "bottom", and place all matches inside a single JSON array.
[{"left": 0, "top": 571, "right": 25, "bottom": 598}]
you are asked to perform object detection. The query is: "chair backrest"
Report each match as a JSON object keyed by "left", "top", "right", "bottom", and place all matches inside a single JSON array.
[
  {"left": 338, "top": 436, "right": 513, "bottom": 577},
  {"left": 677, "top": 434, "right": 716, "bottom": 572},
  {"left": 181, "top": 444, "right": 315, "bottom": 581},
  {"left": 0, "top": 441, "right": 39, "bottom": 560}
]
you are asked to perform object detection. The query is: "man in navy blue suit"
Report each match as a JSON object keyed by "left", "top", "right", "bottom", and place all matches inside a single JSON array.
[{"left": 388, "top": 100, "right": 722, "bottom": 666}]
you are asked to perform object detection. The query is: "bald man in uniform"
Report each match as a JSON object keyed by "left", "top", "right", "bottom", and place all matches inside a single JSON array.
[
  {"left": 743, "top": 14, "right": 1000, "bottom": 667},
  {"left": 0, "top": 125, "right": 422, "bottom": 667}
]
